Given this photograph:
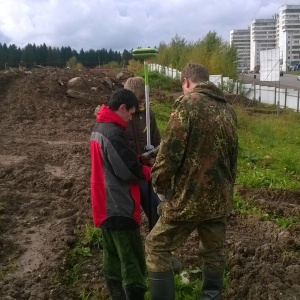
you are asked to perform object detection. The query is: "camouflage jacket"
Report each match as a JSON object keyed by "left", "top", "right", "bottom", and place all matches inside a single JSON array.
[{"left": 152, "top": 82, "right": 238, "bottom": 221}]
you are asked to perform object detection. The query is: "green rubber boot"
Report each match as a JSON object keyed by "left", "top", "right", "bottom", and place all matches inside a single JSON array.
[
  {"left": 105, "top": 278, "right": 126, "bottom": 300},
  {"left": 200, "top": 269, "right": 223, "bottom": 300},
  {"left": 148, "top": 270, "right": 175, "bottom": 300},
  {"left": 124, "top": 284, "right": 146, "bottom": 300}
]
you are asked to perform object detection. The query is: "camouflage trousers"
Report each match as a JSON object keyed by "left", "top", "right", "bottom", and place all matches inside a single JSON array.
[
  {"left": 101, "top": 228, "right": 147, "bottom": 289},
  {"left": 145, "top": 217, "right": 227, "bottom": 273}
]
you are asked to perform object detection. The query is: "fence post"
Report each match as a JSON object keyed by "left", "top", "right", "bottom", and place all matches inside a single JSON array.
[
  {"left": 274, "top": 86, "right": 277, "bottom": 105},
  {"left": 297, "top": 90, "right": 300, "bottom": 113},
  {"left": 259, "top": 84, "right": 261, "bottom": 105},
  {"left": 253, "top": 82, "right": 256, "bottom": 102},
  {"left": 221, "top": 75, "right": 223, "bottom": 91},
  {"left": 284, "top": 88, "right": 287, "bottom": 108},
  {"left": 236, "top": 80, "right": 239, "bottom": 94}
]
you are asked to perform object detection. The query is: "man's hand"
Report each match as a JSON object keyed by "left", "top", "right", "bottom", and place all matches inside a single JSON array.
[
  {"left": 140, "top": 156, "right": 155, "bottom": 167},
  {"left": 140, "top": 146, "right": 159, "bottom": 166}
]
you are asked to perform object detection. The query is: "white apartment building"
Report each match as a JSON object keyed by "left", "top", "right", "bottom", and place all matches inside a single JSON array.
[
  {"left": 277, "top": 5, "right": 300, "bottom": 71},
  {"left": 230, "top": 29, "right": 250, "bottom": 72},
  {"left": 230, "top": 4, "right": 300, "bottom": 72},
  {"left": 250, "top": 18, "right": 277, "bottom": 71}
]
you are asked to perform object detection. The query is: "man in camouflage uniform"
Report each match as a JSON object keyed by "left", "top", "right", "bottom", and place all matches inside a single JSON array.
[{"left": 145, "top": 63, "right": 238, "bottom": 300}]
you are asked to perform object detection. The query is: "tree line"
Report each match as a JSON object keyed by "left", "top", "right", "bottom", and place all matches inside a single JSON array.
[
  {"left": 0, "top": 43, "right": 133, "bottom": 70},
  {"left": 152, "top": 32, "right": 238, "bottom": 79},
  {"left": 0, "top": 31, "right": 238, "bottom": 77}
]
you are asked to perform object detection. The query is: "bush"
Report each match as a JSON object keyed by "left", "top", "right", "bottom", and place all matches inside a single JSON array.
[
  {"left": 146, "top": 71, "right": 181, "bottom": 91},
  {"left": 127, "top": 59, "right": 143, "bottom": 74}
]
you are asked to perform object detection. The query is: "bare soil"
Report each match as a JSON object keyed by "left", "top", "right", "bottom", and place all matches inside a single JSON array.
[{"left": 0, "top": 68, "right": 299, "bottom": 300}]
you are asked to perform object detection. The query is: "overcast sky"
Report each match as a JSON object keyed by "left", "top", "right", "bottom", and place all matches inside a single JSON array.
[{"left": 0, "top": 0, "right": 299, "bottom": 52}]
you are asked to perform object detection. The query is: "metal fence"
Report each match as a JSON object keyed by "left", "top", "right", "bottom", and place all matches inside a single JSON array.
[
  {"left": 149, "top": 64, "right": 181, "bottom": 79},
  {"left": 236, "top": 83, "right": 300, "bottom": 112},
  {"left": 149, "top": 63, "right": 300, "bottom": 112}
]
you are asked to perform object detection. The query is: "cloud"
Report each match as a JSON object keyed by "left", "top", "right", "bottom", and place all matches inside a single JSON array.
[{"left": 0, "top": 0, "right": 299, "bottom": 51}]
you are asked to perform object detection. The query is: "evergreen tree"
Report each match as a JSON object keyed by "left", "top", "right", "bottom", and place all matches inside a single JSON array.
[
  {"left": 21, "top": 43, "right": 36, "bottom": 67},
  {"left": 121, "top": 49, "right": 132, "bottom": 66},
  {"left": 0, "top": 43, "right": 9, "bottom": 69},
  {"left": 0, "top": 33, "right": 237, "bottom": 75},
  {"left": 7, "top": 44, "right": 21, "bottom": 68},
  {"left": 61, "top": 46, "right": 73, "bottom": 66},
  {"left": 36, "top": 44, "right": 48, "bottom": 65}
]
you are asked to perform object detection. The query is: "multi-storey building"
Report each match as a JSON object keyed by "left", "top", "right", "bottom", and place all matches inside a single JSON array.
[
  {"left": 277, "top": 5, "right": 300, "bottom": 71},
  {"left": 250, "top": 18, "right": 277, "bottom": 71},
  {"left": 230, "top": 29, "right": 250, "bottom": 72},
  {"left": 230, "top": 4, "right": 300, "bottom": 72}
]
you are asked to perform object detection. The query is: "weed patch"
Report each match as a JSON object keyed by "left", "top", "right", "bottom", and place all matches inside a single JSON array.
[
  {"left": 59, "top": 224, "right": 102, "bottom": 286},
  {"left": 233, "top": 194, "right": 299, "bottom": 228}
]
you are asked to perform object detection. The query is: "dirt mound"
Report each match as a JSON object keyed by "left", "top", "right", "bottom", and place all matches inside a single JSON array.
[
  {"left": 0, "top": 69, "right": 299, "bottom": 299},
  {"left": 0, "top": 68, "right": 127, "bottom": 123}
]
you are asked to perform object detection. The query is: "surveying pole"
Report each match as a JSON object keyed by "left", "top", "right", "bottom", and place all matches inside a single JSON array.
[{"left": 132, "top": 47, "right": 159, "bottom": 231}]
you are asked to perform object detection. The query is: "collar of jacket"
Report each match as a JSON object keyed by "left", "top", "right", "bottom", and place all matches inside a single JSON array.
[
  {"left": 96, "top": 104, "right": 127, "bottom": 129},
  {"left": 188, "top": 81, "right": 227, "bottom": 103}
]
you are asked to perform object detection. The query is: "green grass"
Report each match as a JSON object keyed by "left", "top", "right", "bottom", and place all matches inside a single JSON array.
[
  {"left": 148, "top": 71, "right": 182, "bottom": 91},
  {"left": 59, "top": 224, "right": 102, "bottom": 286},
  {"left": 285, "top": 70, "right": 300, "bottom": 75},
  {"left": 150, "top": 100, "right": 173, "bottom": 133},
  {"left": 81, "top": 223, "right": 103, "bottom": 249},
  {"left": 136, "top": 70, "right": 182, "bottom": 91},
  {"left": 235, "top": 106, "right": 300, "bottom": 189}
]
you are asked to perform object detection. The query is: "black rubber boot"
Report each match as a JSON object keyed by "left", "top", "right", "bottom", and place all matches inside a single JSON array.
[
  {"left": 148, "top": 270, "right": 175, "bottom": 300},
  {"left": 105, "top": 278, "right": 126, "bottom": 300},
  {"left": 124, "top": 284, "right": 146, "bottom": 300},
  {"left": 200, "top": 269, "right": 223, "bottom": 300}
]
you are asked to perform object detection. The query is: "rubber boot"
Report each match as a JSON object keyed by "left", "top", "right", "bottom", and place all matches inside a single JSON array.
[
  {"left": 124, "top": 284, "right": 146, "bottom": 300},
  {"left": 105, "top": 278, "right": 126, "bottom": 300},
  {"left": 200, "top": 269, "right": 223, "bottom": 300},
  {"left": 148, "top": 270, "right": 175, "bottom": 300}
]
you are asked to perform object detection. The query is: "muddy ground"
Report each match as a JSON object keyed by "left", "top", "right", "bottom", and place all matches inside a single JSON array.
[{"left": 0, "top": 68, "right": 299, "bottom": 300}]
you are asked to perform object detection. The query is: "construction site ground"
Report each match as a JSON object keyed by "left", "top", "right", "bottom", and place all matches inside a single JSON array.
[{"left": 0, "top": 68, "right": 299, "bottom": 300}]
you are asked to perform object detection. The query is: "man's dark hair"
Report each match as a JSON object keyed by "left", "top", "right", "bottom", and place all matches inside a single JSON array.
[
  {"left": 181, "top": 63, "right": 209, "bottom": 83},
  {"left": 108, "top": 88, "right": 139, "bottom": 111}
]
